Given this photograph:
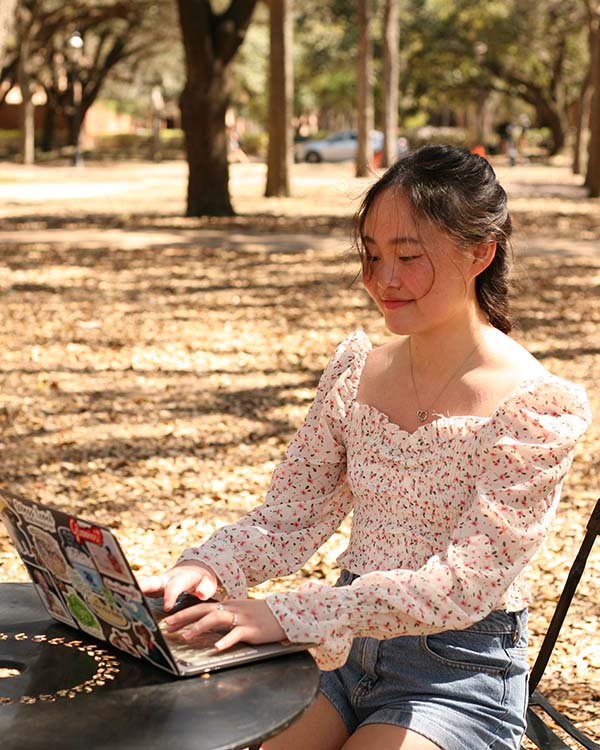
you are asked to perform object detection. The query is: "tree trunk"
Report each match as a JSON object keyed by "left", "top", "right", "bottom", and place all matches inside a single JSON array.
[
  {"left": 573, "top": 67, "right": 592, "bottom": 175},
  {"left": 20, "top": 86, "right": 35, "bottom": 165},
  {"left": 176, "top": 0, "right": 258, "bottom": 217},
  {"left": 381, "top": 0, "right": 400, "bottom": 168},
  {"left": 41, "top": 100, "right": 57, "bottom": 152},
  {"left": 533, "top": 98, "right": 567, "bottom": 155},
  {"left": 265, "top": 0, "right": 293, "bottom": 197},
  {"left": 356, "top": 0, "right": 374, "bottom": 177},
  {"left": 180, "top": 68, "right": 233, "bottom": 216},
  {"left": 18, "top": 39, "right": 35, "bottom": 165},
  {"left": 586, "top": 18, "right": 600, "bottom": 196}
]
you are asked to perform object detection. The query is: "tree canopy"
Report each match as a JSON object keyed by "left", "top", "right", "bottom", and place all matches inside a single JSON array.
[{"left": 1, "top": 0, "right": 598, "bottom": 201}]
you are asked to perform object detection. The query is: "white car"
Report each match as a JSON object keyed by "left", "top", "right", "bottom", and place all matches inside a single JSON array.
[
  {"left": 295, "top": 129, "right": 384, "bottom": 163},
  {"left": 295, "top": 130, "right": 409, "bottom": 163}
]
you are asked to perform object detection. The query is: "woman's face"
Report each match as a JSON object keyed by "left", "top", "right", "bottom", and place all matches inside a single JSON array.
[{"left": 361, "top": 188, "right": 480, "bottom": 336}]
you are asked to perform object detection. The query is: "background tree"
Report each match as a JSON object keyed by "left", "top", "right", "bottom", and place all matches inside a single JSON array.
[
  {"left": 356, "top": 0, "right": 373, "bottom": 177},
  {"left": 176, "top": 0, "right": 258, "bottom": 217},
  {"left": 483, "top": 0, "right": 587, "bottom": 154},
  {"left": 585, "top": 0, "right": 600, "bottom": 195},
  {"left": 1, "top": 1, "right": 173, "bottom": 154},
  {"left": 573, "top": 64, "right": 592, "bottom": 175},
  {"left": 381, "top": 0, "right": 400, "bottom": 167},
  {"left": 265, "top": 0, "right": 293, "bottom": 197},
  {"left": 400, "top": 0, "right": 588, "bottom": 154},
  {"left": 294, "top": 0, "right": 357, "bottom": 131},
  {"left": 15, "top": 1, "right": 37, "bottom": 164}
]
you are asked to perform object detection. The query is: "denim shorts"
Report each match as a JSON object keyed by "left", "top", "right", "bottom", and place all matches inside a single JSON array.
[{"left": 319, "top": 571, "right": 529, "bottom": 750}]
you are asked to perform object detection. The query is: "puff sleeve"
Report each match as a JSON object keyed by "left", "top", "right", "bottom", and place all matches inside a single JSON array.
[
  {"left": 177, "top": 331, "right": 370, "bottom": 599},
  {"left": 266, "top": 376, "right": 591, "bottom": 670}
]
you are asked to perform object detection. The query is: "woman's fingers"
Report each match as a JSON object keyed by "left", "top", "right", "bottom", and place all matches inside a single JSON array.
[
  {"left": 137, "top": 573, "right": 167, "bottom": 596},
  {"left": 162, "top": 563, "right": 218, "bottom": 611},
  {"left": 193, "top": 575, "right": 218, "bottom": 602},
  {"left": 164, "top": 599, "right": 287, "bottom": 652},
  {"left": 164, "top": 602, "right": 215, "bottom": 631},
  {"left": 138, "top": 562, "right": 220, "bottom": 610},
  {"left": 166, "top": 602, "right": 235, "bottom": 638},
  {"left": 213, "top": 626, "right": 245, "bottom": 651},
  {"left": 163, "top": 572, "right": 199, "bottom": 611}
]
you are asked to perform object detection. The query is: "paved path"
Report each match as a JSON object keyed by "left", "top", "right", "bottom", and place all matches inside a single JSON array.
[
  {"left": 0, "top": 160, "right": 597, "bottom": 258},
  {"left": 0, "top": 226, "right": 596, "bottom": 258}
]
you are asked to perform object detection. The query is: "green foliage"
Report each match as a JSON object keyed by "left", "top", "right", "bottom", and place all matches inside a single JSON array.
[
  {"left": 231, "top": 3, "right": 269, "bottom": 124},
  {"left": 3, "top": 0, "right": 590, "bottom": 156},
  {"left": 394, "top": 0, "right": 588, "bottom": 147},
  {"left": 294, "top": 0, "right": 358, "bottom": 123},
  {"left": 89, "top": 1, "right": 183, "bottom": 119}
]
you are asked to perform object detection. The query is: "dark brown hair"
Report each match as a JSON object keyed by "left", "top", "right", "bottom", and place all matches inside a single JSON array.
[{"left": 354, "top": 144, "right": 513, "bottom": 333}]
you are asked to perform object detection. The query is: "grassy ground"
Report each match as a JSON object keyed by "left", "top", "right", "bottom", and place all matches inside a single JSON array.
[{"left": 0, "top": 158, "right": 598, "bottom": 743}]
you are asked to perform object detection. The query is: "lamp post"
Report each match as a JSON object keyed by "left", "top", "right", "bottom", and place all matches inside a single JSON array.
[{"left": 68, "top": 30, "right": 84, "bottom": 167}]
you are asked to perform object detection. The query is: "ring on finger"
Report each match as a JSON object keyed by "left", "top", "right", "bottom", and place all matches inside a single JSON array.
[{"left": 216, "top": 602, "right": 238, "bottom": 630}]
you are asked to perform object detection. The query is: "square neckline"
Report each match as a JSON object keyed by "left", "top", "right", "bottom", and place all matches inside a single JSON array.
[{"left": 350, "top": 331, "right": 556, "bottom": 438}]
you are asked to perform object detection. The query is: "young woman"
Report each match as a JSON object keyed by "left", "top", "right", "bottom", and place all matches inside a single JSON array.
[{"left": 140, "top": 146, "right": 590, "bottom": 750}]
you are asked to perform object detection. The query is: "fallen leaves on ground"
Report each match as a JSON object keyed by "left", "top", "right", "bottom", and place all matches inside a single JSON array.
[{"left": 0, "top": 160, "right": 598, "bottom": 744}]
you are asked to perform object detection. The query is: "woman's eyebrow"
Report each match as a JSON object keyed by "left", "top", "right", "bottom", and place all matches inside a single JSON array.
[{"left": 363, "top": 234, "right": 423, "bottom": 247}]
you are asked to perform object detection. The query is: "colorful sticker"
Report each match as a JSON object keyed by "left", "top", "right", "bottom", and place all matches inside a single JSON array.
[
  {"left": 85, "top": 591, "right": 128, "bottom": 629},
  {"left": 114, "top": 593, "right": 156, "bottom": 631},
  {"left": 73, "top": 564, "right": 104, "bottom": 593},
  {"left": 27, "top": 525, "right": 70, "bottom": 581},
  {"left": 65, "top": 588, "right": 105, "bottom": 639},
  {"left": 108, "top": 628, "right": 139, "bottom": 658},
  {"left": 133, "top": 622, "right": 177, "bottom": 672},
  {"left": 28, "top": 565, "right": 76, "bottom": 626},
  {"left": 59, "top": 526, "right": 95, "bottom": 568},
  {"left": 70, "top": 521, "right": 132, "bottom": 584},
  {"left": 69, "top": 568, "right": 94, "bottom": 597},
  {"left": 1, "top": 507, "right": 34, "bottom": 559}
]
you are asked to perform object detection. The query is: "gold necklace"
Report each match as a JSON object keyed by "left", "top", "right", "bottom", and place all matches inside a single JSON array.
[{"left": 408, "top": 337, "right": 482, "bottom": 424}]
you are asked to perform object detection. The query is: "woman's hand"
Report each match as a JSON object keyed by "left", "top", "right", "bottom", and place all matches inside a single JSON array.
[
  {"left": 163, "top": 598, "right": 286, "bottom": 652},
  {"left": 138, "top": 560, "right": 219, "bottom": 611}
]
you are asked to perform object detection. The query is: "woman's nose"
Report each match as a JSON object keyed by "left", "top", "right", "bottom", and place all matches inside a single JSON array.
[{"left": 375, "top": 259, "right": 401, "bottom": 290}]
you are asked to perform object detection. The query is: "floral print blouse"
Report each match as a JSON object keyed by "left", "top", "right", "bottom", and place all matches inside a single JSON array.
[{"left": 179, "top": 330, "right": 591, "bottom": 670}]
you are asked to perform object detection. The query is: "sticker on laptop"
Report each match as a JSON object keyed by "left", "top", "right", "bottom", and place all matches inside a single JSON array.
[
  {"left": 64, "top": 586, "right": 105, "bottom": 639},
  {"left": 28, "top": 525, "right": 70, "bottom": 581},
  {"left": 69, "top": 519, "right": 133, "bottom": 583},
  {"left": 27, "top": 564, "right": 76, "bottom": 626}
]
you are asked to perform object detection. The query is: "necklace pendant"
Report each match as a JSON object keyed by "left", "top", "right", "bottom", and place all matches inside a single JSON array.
[{"left": 416, "top": 409, "right": 429, "bottom": 423}]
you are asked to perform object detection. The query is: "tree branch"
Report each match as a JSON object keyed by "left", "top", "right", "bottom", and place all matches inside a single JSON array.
[
  {"left": 218, "top": 0, "right": 259, "bottom": 65},
  {"left": 485, "top": 58, "right": 550, "bottom": 105}
]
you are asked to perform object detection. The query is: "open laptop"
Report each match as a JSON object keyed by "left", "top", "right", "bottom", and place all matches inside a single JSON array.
[{"left": 0, "top": 489, "right": 311, "bottom": 676}]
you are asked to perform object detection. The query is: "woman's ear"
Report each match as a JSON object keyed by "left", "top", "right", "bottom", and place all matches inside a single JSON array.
[{"left": 470, "top": 240, "right": 496, "bottom": 274}]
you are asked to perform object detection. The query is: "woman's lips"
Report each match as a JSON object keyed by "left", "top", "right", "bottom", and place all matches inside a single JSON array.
[{"left": 381, "top": 298, "right": 411, "bottom": 309}]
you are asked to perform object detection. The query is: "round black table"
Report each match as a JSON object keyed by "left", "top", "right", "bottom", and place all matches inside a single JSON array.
[{"left": 0, "top": 583, "right": 319, "bottom": 750}]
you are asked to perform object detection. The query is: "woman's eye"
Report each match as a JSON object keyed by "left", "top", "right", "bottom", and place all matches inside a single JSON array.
[
  {"left": 399, "top": 255, "right": 422, "bottom": 263},
  {"left": 366, "top": 254, "right": 380, "bottom": 263}
]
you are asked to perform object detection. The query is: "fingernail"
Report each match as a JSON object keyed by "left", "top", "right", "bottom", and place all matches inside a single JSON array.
[{"left": 214, "top": 639, "right": 224, "bottom": 650}]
